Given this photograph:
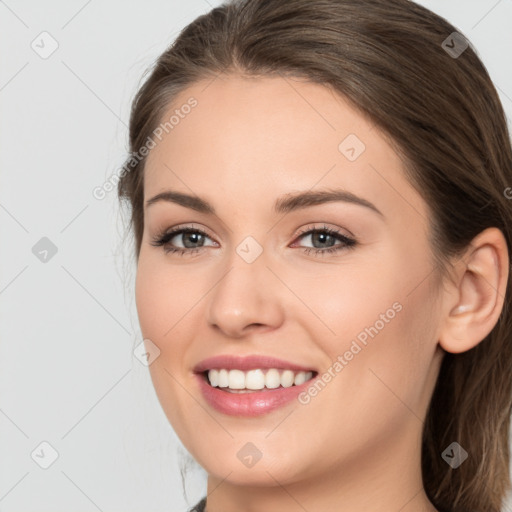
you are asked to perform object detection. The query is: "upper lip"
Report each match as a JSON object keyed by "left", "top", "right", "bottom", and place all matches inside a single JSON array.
[{"left": 193, "top": 355, "right": 317, "bottom": 373}]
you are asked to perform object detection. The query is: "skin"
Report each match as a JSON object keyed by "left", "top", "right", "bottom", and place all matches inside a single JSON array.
[{"left": 135, "top": 74, "right": 508, "bottom": 512}]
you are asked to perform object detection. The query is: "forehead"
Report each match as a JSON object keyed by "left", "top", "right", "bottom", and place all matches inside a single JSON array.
[{"left": 143, "top": 74, "right": 427, "bottom": 223}]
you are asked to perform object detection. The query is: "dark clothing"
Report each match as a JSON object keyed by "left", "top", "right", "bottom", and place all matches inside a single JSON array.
[
  {"left": 188, "top": 495, "right": 449, "bottom": 511},
  {"left": 189, "top": 497, "right": 206, "bottom": 512}
]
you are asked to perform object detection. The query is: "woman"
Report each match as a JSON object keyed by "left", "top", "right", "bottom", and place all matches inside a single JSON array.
[{"left": 117, "top": 0, "right": 512, "bottom": 510}]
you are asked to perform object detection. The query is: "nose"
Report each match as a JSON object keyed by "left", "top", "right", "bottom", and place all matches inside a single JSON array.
[{"left": 206, "top": 252, "right": 286, "bottom": 339}]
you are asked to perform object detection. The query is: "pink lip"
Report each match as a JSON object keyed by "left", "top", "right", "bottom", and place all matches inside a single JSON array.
[
  {"left": 196, "top": 374, "right": 315, "bottom": 417},
  {"left": 193, "top": 354, "right": 317, "bottom": 417}
]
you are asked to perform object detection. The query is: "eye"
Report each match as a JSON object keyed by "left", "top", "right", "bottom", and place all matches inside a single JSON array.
[
  {"left": 150, "top": 223, "right": 357, "bottom": 257},
  {"left": 150, "top": 225, "right": 217, "bottom": 256},
  {"left": 291, "top": 224, "right": 357, "bottom": 256}
]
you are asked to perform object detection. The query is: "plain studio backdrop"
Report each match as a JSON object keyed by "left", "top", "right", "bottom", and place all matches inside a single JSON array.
[{"left": 1, "top": 1, "right": 511, "bottom": 511}]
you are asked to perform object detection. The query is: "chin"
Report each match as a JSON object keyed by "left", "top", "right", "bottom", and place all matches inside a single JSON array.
[{"left": 191, "top": 439, "right": 312, "bottom": 486}]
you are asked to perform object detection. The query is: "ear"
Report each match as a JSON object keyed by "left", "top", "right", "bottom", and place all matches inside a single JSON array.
[{"left": 438, "top": 227, "right": 509, "bottom": 354}]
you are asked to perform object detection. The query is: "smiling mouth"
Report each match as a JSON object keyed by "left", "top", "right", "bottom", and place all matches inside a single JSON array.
[{"left": 204, "top": 368, "right": 317, "bottom": 393}]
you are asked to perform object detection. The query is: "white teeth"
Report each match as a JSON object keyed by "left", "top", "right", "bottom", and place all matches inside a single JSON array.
[
  {"left": 265, "top": 368, "right": 281, "bottom": 389},
  {"left": 218, "top": 369, "right": 229, "bottom": 387},
  {"left": 281, "top": 370, "right": 295, "bottom": 388},
  {"left": 228, "top": 369, "right": 245, "bottom": 389},
  {"left": 207, "top": 368, "right": 314, "bottom": 390},
  {"left": 245, "top": 369, "right": 265, "bottom": 390},
  {"left": 294, "top": 371, "right": 306, "bottom": 386},
  {"left": 208, "top": 369, "right": 219, "bottom": 387}
]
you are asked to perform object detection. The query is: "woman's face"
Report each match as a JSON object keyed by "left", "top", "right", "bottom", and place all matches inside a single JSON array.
[{"left": 136, "top": 75, "right": 446, "bottom": 489}]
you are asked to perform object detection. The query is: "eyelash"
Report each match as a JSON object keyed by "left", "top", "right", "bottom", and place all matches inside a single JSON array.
[{"left": 150, "top": 224, "right": 357, "bottom": 257}]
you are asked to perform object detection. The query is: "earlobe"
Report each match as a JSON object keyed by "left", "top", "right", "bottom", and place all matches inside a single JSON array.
[{"left": 438, "top": 227, "right": 509, "bottom": 354}]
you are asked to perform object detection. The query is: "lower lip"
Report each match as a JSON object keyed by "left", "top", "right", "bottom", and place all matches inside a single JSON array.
[{"left": 196, "top": 373, "right": 314, "bottom": 417}]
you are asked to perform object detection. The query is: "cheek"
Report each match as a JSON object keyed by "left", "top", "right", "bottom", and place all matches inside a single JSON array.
[
  {"left": 135, "top": 267, "right": 164, "bottom": 340},
  {"left": 330, "top": 269, "right": 440, "bottom": 421},
  {"left": 135, "top": 255, "right": 189, "bottom": 341},
  {"left": 295, "top": 261, "right": 400, "bottom": 351},
  {"left": 134, "top": 255, "right": 204, "bottom": 382},
  {"left": 135, "top": 258, "right": 202, "bottom": 439},
  {"left": 307, "top": 245, "right": 439, "bottom": 397}
]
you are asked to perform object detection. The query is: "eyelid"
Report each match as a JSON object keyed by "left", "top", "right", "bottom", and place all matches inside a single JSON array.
[
  {"left": 158, "top": 223, "right": 217, "bottom": 241},
  {"left": 293, "top": 222, "right": 355, "bottom": 240}
]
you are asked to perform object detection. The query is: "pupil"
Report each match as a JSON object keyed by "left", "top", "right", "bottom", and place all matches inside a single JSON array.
[
  {"left": 185, "top": 232, "right": 203, "bottom": 248},
  {"left": 313, "top": 232, "right": 332, "bottom": 248}
]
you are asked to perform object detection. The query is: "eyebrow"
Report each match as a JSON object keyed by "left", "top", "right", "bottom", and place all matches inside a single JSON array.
[{"left": 145, "top": 188, "right": 383, "bottom": 217}]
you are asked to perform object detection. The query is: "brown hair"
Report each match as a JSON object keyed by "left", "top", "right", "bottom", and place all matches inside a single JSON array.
[{"left": 117, "top": 0, "right": 512, "bottom": 510}]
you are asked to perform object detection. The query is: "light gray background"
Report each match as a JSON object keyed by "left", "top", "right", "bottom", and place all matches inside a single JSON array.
[{"left": 1, "top": 1, "right": 511, "bottom": 511}]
